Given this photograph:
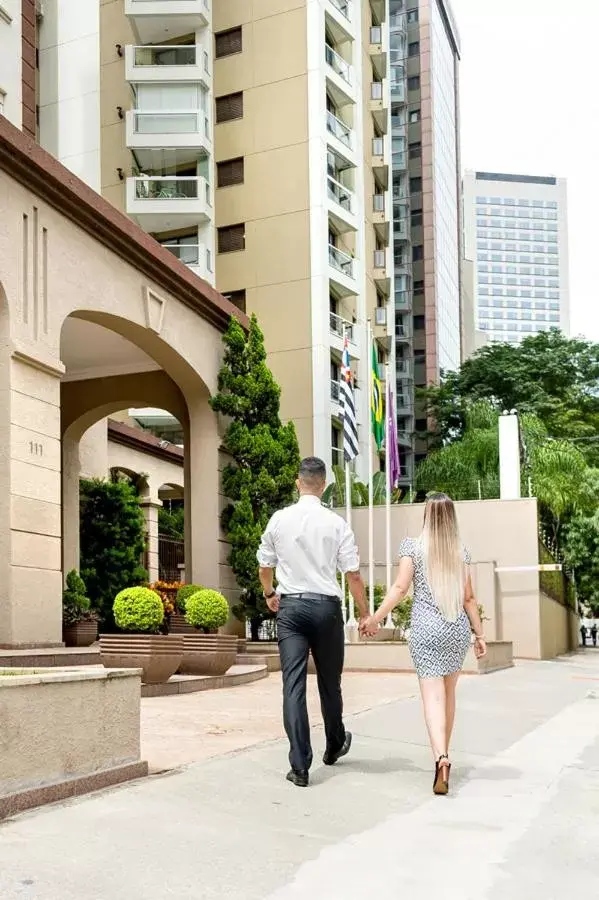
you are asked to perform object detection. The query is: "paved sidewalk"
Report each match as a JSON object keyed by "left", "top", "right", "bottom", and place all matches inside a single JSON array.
[{"left": 1, "top": 654, "right": 598, "bottom": 900}]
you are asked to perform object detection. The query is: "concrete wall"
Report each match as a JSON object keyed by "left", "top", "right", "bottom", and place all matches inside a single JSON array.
[
  {"left": 0, "top": 0, "right": 22, "bottom": 128},
  {"left": 345, "top": 498, "right": 573, "bottom": 660},
  {"left": 539, "top": 592, "right": 578, "bottom": 660},
  {"left": 0, "top": 667, "right": 146, "bottom": 816}
]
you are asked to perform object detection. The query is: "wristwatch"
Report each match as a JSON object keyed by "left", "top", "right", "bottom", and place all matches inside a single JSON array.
[{"left": 264, "top": 589, "right": 277, "bottom": 600}]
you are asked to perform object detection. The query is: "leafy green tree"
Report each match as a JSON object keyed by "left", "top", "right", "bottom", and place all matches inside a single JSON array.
[
  {"left": 158, "top": 505, "right": 185, "bottom": 540},
  {"left": 322, "top": 467, "right": 403, "bottom": 508},
  {"left": 80, "top": 479, "right": 148, "bottom": 627},
  {"left": 562, "top": 513, "right": 599, "bottom": 615},
  {"left": 210, "top": 315, "right": 300, "bottom": 639}
]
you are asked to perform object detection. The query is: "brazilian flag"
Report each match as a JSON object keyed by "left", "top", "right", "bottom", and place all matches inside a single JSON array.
[{"left": 371, "top": 344, "right": 384, "bottom": 450}]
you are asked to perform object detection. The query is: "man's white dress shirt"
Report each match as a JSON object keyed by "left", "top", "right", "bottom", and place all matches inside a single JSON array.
[{"left": 257, "top": 494, "right": 360, "bottom": 597}]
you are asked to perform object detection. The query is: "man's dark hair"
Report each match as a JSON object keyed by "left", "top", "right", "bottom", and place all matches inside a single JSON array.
[{"left": 298, "top": 456, "right": 327, "bottom": 484}]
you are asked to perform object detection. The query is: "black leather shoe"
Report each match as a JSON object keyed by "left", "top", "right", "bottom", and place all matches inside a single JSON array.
[
  {"left": 286, "top": 769, "right": 309, "bottom": 787},
  {"left": 323, "top": 731, "right": 352, "bottom": 766}
]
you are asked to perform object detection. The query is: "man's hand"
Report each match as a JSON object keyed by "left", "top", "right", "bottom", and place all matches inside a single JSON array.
[
  {"left": 265, "top": 593, "right": 280, "bottom": 613},
  {"left": 359, "top": 615, "right": 379, "bottom": 638}
]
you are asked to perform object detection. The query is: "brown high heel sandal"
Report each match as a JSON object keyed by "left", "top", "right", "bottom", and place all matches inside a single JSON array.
[{"left": 433, "top": 754, "right": 451, "bottom": 795}]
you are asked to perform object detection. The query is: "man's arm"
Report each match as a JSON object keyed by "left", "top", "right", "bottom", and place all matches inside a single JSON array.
[
  {"left": 337, "top": 521, "right": 368, "bottom": 620},
  {"left": 257, "top": 516, "right": 279, "bottom": 612}
]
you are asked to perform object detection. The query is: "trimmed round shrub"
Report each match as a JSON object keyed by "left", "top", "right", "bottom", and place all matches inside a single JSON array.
[
  {"left": 176, "top": 583, "right": 204, "bottom": 614},
  {"left": 185, "top": 590, "right": 229, "bottom": 633},
  {"left": 113, "top": 587, "right": 164, "bottom": 634}
]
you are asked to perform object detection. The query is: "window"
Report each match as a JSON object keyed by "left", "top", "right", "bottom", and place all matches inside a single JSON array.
[
  {"left": 218, "top": 223, "right": 245, "bottom": 253},
  {"left": 407, "top": 9, "right": 419, "bottom": 22},
  {"left": 407, "top": 76, "right": 420, "bottom": 90},
  {"left": 216, "top": 91, "right": 243, "bottom": 123},
  {"left": 217, "top": 157, "right": 244, "bottom": 187},
  {"left": 409, "top": 176, "right": 422, "bottom": 193},
  {"left": 413, "top": 279, "right": 424, "bottom": 293},
  {"left": 409, "top": 109, "right": 420, "bottom": 123},
  {"left": 222, "top": 289, "right": 246, "bottom": 312},
  {"left": 408, "top": 41, "right": 420, "bottom": 57},
  {"left": 412, "top": 245, "right": 423, "bottom": 261},
  {"left": 411, "top": 209, "right": 423, "bottom": 227},
  {"left": 215, "top": 27, "right": 242, "bottom": 59},
  {"left": 413, "top": 314, "right": 425, "bottom": 330},
  {"left": 408, "top": 141, "right": 422, "bottom": 159}
]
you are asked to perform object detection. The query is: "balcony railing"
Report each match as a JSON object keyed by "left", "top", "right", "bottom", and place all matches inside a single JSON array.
[
  {"left": 329, "top": 311, "right": 354, "bottom": 341},
  {"left": 370, "top": 25, "right": 382, "bottom": 43},
  {"left": 329, "top": 0, "right": 351, "bottom": 20},
  {"left": 133, "top": 44, "right": 197, "bottom": 66},
  {"left": 397, "top": 359, "right": 412, "bottom": 377},
  {"left": 372, "top": 137, "right": 385, "bottom": 156},
  {"left": 325, "top": 44, "right": 352, "bottom": 84},
  {"left": 331, "top": 380, "right": 341, "bottom": 403},
  {"left": 160, "top": 242, "right": 202, "bottom": 265},
  {"left": 133, "top": 175, "right": 204, "bottom": 200},
  {"left": 389, "top": 11, "right": 407, "bottom": 29},
  {"left": 327, "top": 176, "right": 354, "bottom": 213},
  {"left": 373, "top": 193, "right": 385, "bottom": 213},
  {"left": 131, "top": 109, "right": 205, "bottom": 134},
  {"left": 329, "top": 245, "right": 355, "bottom": 279},
  {"left": 371, "top": 81, "right": 383, "bottom": 101},
  {"left": 327, "top": 111, "right": 353, "bottom": 149}
]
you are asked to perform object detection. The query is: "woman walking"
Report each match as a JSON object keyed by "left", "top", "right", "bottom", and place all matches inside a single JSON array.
[{"left": 361, "top": 493, "right": 486, "bottom": 795}]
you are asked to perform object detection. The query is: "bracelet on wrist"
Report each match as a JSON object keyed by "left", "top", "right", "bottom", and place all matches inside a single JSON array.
[{"left": 473, "top": 633, "right": 485, "bottom": 640}]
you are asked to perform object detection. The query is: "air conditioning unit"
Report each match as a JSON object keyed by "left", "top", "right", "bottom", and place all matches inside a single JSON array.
[{"left": 375, "top": 307, "right": 387, "bottom": 326}]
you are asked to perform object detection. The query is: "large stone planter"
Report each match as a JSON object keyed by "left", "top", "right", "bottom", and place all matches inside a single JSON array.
[
  {"left": 179, "top": 633, "right": 238, "bottom": 676},
  {"left": 63, "top": 620, "right": 98, "bottom": 647},
  {"left": 100, "top": 634, "right": 183, "bottom": 684},
  {"left": 168, "top": 613, "right": 194, "bottom": 635}
]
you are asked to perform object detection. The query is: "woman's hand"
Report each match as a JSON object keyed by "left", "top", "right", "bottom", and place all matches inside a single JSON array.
[{"left": 474, "top": 636, "right": 487, "bottom": 659}]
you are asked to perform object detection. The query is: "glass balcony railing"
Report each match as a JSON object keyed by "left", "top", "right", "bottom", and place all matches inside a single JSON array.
[
  {"left": 132, "top": 110, "right": 205, "bottom": 134},
  {"left": 373, "top": 193, "right": 385, "bottom": 213},
  {"left": 327, "top": 111, "right": 353, "bottom": 149},
  {"left": 370, "top": 25, "right": 382, "bottom": 43},
  {"left": 371, "top": 81, "right": 384, "bottom": 101},
  {"left": 329, "top": 0, "right": 351, "bottom": 21},
  {"left": 161, "top": 242, "right": 202, "bottom": 266},
  {"left": 329, "top": 311, "right": 355, "bottom": 341},
  {"left": 325, "top": 44, "right": 352, "bottom": 84},
  {"left": 374, "top": 249, "right": 386, "bottom": 268},
  {"left": 372, "top": 137, "right": 385, "bottom": 156},
  {"left": 133, "top": 175, "right": 204, "bottom": 200},
  {"left": 328, "top": 176, "right": 354, "bottom": 213},
  {"left": 329, "top": 245, "right": 355, "bottom": 280},
  {"left": 133, "top": 44, "right": 197, "bottom": 66}
]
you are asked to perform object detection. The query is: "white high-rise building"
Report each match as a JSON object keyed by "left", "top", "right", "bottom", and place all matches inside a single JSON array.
[{"left": 463, "top": 170, "right": 570, "bottom": 345}]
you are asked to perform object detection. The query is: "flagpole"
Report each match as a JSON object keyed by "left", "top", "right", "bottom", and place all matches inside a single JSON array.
[
  {"left": 367, "top": 319, "right": 375, "bottom": 616},
  {"left": 345, "top": 459, "right": 356, "bottom": 627},
  {"left": 384, "top": 364, "right": 394, "bottom": 628}
]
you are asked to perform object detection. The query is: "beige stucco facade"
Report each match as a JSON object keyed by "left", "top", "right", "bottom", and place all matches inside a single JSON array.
[
  {"left": 0, "top": 116, "right": 240, "bottom": 648},
  {"left": 347, "top": 498, "right": 577, "bottom": 661}
]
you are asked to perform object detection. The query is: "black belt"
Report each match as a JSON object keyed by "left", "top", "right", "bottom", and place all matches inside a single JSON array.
[{"left": 281, "top": 592, "right": 339, "bottom": 603}]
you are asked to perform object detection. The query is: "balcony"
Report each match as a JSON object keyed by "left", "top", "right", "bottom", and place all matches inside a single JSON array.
[
  {"left": 161, "top": 241, "right": 212, "bottom": 281},
  {"left": 328, "top": 245, "right": 357, "bottom": 298},
  {"left": 124, "top": 0, "right": 210, "bottom": 45},
  {"left": 368, "top": 26, "right": 387, "bottom": 79},
  {"left": 326, "top": 110, "right": 355, "bottom": 163},
  {"left": 396, "top": 359, "right": 413, "bottom": 379},
  {"left": 374, "top": 305, "right": 392, "bottom": 350},
  {"left": 126, "top": 175, "right": 210, "bottom": 231},
  {"left": 329, "top": 311, "right": 359, "bottom": 357},
  {"left": 125, "top": 44, "right": 209, "bottom": 86},
  {"left": 325, "top": 44, "right": 354, "bottom": 106},
  {"left": 326, "top": 0, "right": 353, "bottom": 43},
  {"left": 373, "top": 192, "right": 389, "bottom": 242},
  {"left": 369, "top": 81, "right": 389, "bottom": 132},
  {"left": 397, "top": 430, "right": 413, "bottom": 447},
  {"left": 327, "top": 176, "right": 357, "bottom": 233},
  {"left": 371, "top": 136, "right": 389, "bottom": 187},
  {"left": 395, "top": 289, "right": 412, "bottom": 311},
  {"left": 389, "top": 10, "right": 407, "bottom": 33},
  {"left": 126, "top": 109, "right": 210, "bottom": 163},
  {"left": 373, "top": 248, "right": 391, "bottom": 295}
]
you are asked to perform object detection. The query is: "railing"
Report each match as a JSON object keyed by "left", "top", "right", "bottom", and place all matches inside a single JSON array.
[
  {"left": 329, "top": 311, "right": 354, "bottom": 340},
  {"left": 396, "top": 359, "right": 412, "bottom": 376},
  {"left": 395, "top": 290, "right": 411, "bottom": 310},
  {"left": 133, "top": 44, "right": 197, "bottom": 66},
  {"left": 371, "top": 81, "right": 383, "bottom": 101},
  {"left": 389, "top": 11, "right": 407, "bottom": 29},
  {"left": 160, "top": 242, "right": 202, "bottom": 265},
  {"left": 327, "top": 176, "right": 354, "bottom": 213},
  {"left": 374, "top": 249, "right": 386, "bottom": 268},
  {"left": 375, "top": 307, "right": 386, "bottom": 326},
  {"left": 329, "top": 0, "right": 351, "bottom": 21},
  {"left": 392, "top": 149, "right": 407, "bottom": 169},
  {"left": 372, "top": 137, "right": 385, "bottom": 156},
  {"left": 132, "top": 109, "right": 204, "bottom": 135},
  {"left": 370, "top": 25, "right": 382, "bottom": 43},
  {"left": 158, "top": 535, "right": 184, "bottom": 583},
  {"left": 373, "top": 193, "right": 385, "bottom": 213},
  {"left": 133, "top": 175, "right": 202, "bottom": 199},
  {"left": 325, "top": 44, "right": 352, "bottom": 84},
  {"left": 327, "top": 110, "right": 353, "bottom": 149},
  {"left": 397, "top": 430, "right": 413, "bottom": 445},
  {"left": 331, "top": 380, "right": 341, "bottom": 402},
  {"left": 328, "top": 245, "right": 355, "bottom": 279},
  {"left": 394, "top": 215, "right": 409, "bottom": 238}
]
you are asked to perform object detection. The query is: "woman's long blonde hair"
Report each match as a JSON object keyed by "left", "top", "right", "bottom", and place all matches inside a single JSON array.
[{"left": 420, "top": 493, "right": 465, "bottom": 622}]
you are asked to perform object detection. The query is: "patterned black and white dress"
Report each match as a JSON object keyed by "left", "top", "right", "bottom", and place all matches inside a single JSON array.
[{"left": 400, "top": 537, "right": 472, "bottom": 679}]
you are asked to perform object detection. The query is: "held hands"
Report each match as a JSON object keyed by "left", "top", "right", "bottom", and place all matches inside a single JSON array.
[{"left": 359, "top": 615, "right": 379, "bottom": 638}]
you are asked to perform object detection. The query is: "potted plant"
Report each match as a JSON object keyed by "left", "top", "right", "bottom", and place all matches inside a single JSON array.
[
  {"left": 179, "top": 589, "right": 237, "bottom": 676},
  {"left": 62, "top": 570, "right": 98, "bottom": 647},
  {"left": 99, "top": 586, "right": 183, "bottom": 684},
  {"left": 169, "top": 583, "right": 204, "bottom": 634}
]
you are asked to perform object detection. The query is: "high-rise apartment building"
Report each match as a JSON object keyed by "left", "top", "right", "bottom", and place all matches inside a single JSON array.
[
  {"left": 389, "top": 0, "right": 461, "bottom": 485},
  {"left": 462, "top": 170, "right": 570, "bottom": 345}
]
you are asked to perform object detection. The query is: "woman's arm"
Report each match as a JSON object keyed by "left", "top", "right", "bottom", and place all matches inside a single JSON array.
[
  {"left": 463, "top": 571, "right": 487, "bottom": 658},
  {"left": 361, "top": 556, "right": 414, "bottom": 635}
]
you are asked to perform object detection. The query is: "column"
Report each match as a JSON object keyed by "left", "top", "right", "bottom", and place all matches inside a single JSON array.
[
  {"left": 184, "top": 397, "right": 220, "bottom": 590},
  {"left": 61, "top": 432, "right": 81, "bottom": 580},
  {"left": 140, "top": 499, "right": 161, "bottom": 584}
]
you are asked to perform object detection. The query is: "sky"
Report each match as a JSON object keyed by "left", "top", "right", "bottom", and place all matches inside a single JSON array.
[{"left": 449, "top": 0, "right": 599, "bottom": 342}]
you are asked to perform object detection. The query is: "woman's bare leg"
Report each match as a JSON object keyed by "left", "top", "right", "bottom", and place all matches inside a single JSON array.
[
  {"left": 418, "top": 676, "right": 447, "bottom": 760},
  {"left": 444, "top": 671, "right": 460, "bottom": 752}
]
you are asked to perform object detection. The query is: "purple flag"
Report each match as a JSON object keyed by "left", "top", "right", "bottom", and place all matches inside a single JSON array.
[{"left": 386, "top": 377, "right": 401, "bottom": 488}]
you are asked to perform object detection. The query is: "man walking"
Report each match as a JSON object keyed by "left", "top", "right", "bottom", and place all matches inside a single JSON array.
[{"left": 257, "top": 457, "right": 368, "bottom": 787}]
